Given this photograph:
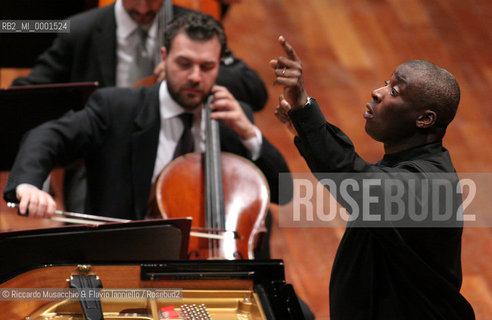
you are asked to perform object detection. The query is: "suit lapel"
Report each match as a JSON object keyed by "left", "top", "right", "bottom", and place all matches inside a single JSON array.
[
  {"left": 130, "top": 83, "right": 161, "bottom": 219},
  {"left": 94, "top": 4, "right": 117, "bottom": 86}
]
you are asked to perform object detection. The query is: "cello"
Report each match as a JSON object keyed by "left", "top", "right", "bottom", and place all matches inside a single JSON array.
[{"left": 154, "top": 95, "right": 270, "bottom": 259}]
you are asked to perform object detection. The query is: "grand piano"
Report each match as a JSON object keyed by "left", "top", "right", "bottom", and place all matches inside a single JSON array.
[{"left": 0, "top": 219, "right": 306, "bottom": 320}]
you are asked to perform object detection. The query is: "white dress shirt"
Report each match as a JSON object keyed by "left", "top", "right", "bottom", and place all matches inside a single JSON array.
[
  {"left": 114, "top": 0, "right": 160, "bottom": 87},
  {"left": 152, "top": 81, "right": 263, "bottom": 183}
]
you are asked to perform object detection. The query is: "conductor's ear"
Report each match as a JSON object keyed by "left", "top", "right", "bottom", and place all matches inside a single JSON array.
[{"left": 416, "top": 110, "right": 437, "bottom": 129}]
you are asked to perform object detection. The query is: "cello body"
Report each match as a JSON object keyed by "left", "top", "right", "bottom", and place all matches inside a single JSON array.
[{"left": 156, "top": 152, "right": 269, "bottom": 260}]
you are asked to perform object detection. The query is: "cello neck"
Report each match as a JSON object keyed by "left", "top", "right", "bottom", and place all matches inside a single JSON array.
[{"left": 204, "top": 95, "right": 225, "bottom": 231}]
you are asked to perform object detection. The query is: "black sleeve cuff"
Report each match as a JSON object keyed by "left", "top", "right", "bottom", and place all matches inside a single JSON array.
[{"left": 288, "top": 98, "right": 327, "bottom": 138}]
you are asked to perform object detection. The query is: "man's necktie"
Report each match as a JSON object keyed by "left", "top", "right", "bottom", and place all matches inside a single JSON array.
[
  {"left": 173, "top": 113, "right": 194, "bottom": 159},
  {"left": 128, "top": 27, "right": 154, "bottom": 84}
]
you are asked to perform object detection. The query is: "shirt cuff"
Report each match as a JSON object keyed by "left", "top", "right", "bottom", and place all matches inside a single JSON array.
[{"left": 241, "top": 126, "right": 262, "bottom": 161}]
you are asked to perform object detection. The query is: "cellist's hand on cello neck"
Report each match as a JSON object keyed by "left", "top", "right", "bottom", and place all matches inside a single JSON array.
[
  {"left": 15, "top": 184, "right": 56, "bottom": 218},
  {"left": 209, "top": 85, "right": 258, "bottom": 140}
]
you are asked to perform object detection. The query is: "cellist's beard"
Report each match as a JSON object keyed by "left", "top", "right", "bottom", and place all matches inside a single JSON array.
[
  {"left": 182, "top": 82, "right": 202, "bottom": 91},
  {"left": 128, "top": 10, "right": 157, "bottom": 25},
  {"left": 168, "top": 82, "right": 204, "bottom": 111}
]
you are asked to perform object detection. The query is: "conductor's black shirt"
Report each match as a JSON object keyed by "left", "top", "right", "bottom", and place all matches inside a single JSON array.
[{"left": 289, "top": 99, "right": 475, "bottom": 320}]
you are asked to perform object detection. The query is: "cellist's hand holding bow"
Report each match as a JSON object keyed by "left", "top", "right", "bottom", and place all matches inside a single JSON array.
[{"left": 15, "top": 184, "right": 56, "bottom": 218}]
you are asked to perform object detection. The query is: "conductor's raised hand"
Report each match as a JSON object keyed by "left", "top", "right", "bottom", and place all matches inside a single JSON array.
[
  {"left": 269, "top": 35, "right": 308, "bottom": 109},
  {"left": 16, "top": 184, "right": 56, "bottom": 218}
]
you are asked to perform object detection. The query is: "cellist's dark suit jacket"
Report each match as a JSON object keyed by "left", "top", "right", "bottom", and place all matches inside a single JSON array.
[
  {"left": 11, "top": 4, "right": 268, "bottom": 111},
  {"left": 3, "top": 83, "right": 291, "bottom": 220}
]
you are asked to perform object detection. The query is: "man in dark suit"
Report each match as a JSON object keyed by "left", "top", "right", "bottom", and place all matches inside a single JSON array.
[
  {"left": 4, "top": 13, "right": 289, "bottom": 223},
  {"left": 11, "top": 0, "right": 268, "bottom": 111}
]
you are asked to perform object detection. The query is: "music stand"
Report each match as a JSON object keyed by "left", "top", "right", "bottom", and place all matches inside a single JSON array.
[
  {"left": 0, "top": 82, "right": 98, "bottom": 171},
  {"left": 0, "top": 218, "right": 191, "bottom": 283}
]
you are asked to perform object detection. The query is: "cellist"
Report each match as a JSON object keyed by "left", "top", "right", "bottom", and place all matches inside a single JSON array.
[
  {"left": 3, "top": 12, "right": 291, "bottom": 259},
  {"left": 10, "top": 0, "right": 269, "bottom": 214}
]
